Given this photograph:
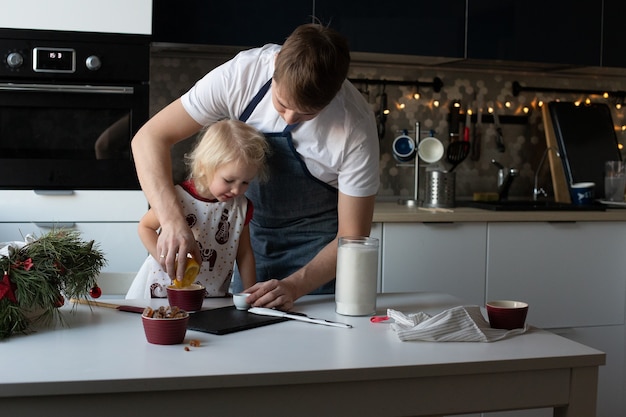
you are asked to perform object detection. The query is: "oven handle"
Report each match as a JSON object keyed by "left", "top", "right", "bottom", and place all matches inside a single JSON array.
[{"left": 0, "top": 83, "right": 134, "bottom": 94}]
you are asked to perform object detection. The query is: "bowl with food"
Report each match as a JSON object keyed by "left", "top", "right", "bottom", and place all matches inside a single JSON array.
[{"left": 142, "top": 305, "right": 189, "bottom": 345}]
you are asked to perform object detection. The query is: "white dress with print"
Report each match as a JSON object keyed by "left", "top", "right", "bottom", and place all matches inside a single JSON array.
[{"left": 126, "top": 182, "right": 249, "bottom": 299}]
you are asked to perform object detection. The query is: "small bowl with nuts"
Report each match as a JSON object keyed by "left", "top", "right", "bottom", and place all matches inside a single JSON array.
[{"left": 142, "top": 305, "right": 189, "bottom": 345}]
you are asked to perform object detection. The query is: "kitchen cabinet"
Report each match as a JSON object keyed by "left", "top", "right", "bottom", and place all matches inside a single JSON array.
[
  {"left": 0, "top": 222, "right": 145, "bottom": 273},
  {"left": 371, "top": 223, "right": 383, "bottom": 291},
  {"left": 380, "top": 222, "right": 487, "bottom": 306},
  {"left": 486, "top": 222, "right": 626, "bottom": 329},
  {"left": 0, "top": 191, "right": 148, "bottom": 273},
  {"left": 315, "top": 0, "right": 466, "bottom": 58},
  {"left": 0, "top": 0, "right": 152, "bottom": 34},
  {"left": 467, "top": 0, "right": 602, "bottom": 66},
  {"left": 152, "top": 0, "right": 312, "bottom": 46},
  {"left": 601, "top": 0, "right": 626, "bottom": 68},
  {"left": 486, "top": 222, "right": 626, "bottom": 417}
]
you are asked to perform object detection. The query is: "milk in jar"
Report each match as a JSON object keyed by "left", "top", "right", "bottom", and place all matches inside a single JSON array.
[{"left": 335, "top": 236, "right": 379, "bottom": 316}]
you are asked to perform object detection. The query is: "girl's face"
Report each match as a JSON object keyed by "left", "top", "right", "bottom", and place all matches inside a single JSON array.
[{"left": 206, "top": 160, "right": 258, "bottom": 201}]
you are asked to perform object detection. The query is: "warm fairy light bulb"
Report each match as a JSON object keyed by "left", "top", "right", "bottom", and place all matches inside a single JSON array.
[
  {"left": 621, "top": 125, "right": 626, "bottom": 131},
  {"left": 603, "top": 92, "right": 609, "bottom": 99},
  {"left": 585, "top": 98, "right": 591, "bottom": 105},
  {"left": 538, "top": 100, "right": 544, "bottom": 107},
  {"left": 453, "top": 101, "right": 461, "bottom": 108},
  {"left": 504, "top": 101, "right": 511, "bottom": 108},
  {"left": 383, "top": 109, "right": 390, "bottom": 115},
  {"left": 487, "top": 106, "right": 494, "bottom": 114},
  {"left": 574, "top": 100, "right": 581, "bottom": 106},
  {"left": 467, "top": 109, "right": 473, "bottom": 116},
  {"left": 397, "top": 102, "right": 405, "bottom": 110},
  {"left": 433, "top": 100, "right": 440, "bottom": 107},
  {"left": 523, "top": 106, "right": 530, "bottom": 114},
  {"left": 413, "top": 92, "right": 420, "bottom": 100},
  {"left": 617, "top": 103, "right": 623, "bottom": 110}
]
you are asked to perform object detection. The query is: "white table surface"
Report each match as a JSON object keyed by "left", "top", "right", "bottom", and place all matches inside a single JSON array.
[{"left": 1, "top": 292, "right": 605, "bottom": 417}]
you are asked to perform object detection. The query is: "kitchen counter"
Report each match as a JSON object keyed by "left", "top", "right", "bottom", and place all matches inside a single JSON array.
[
  {"left": 1, "top": 293, "right": 604, "bottom": 417},
  {"left": 373, "top": 201, "right": 626, "bottom": 222}
]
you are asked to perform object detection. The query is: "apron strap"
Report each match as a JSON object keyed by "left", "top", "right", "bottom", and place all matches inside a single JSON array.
[
  {"left": 239, "top": 78, "right": 299, "bottom": 133},
  {"left": 239, "top": 79, "right": 272, "bottom": 123}
]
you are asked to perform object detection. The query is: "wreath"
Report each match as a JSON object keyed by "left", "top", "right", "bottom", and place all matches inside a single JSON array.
[{"left": 0, "top": 229, "right": 106, "bottom": 340}]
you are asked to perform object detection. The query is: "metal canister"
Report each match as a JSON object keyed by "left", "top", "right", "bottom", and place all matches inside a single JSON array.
[{"left": 423, "top": 170, "right": 455, "bottom": 208}]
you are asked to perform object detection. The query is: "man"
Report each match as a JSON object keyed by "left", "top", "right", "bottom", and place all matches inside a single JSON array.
[{"left": 131, "top": 24, "right": 379, "bottom": 310}]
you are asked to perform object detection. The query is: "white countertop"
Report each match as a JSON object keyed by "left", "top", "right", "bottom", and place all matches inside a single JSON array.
[
  {"left": 1, "top": 293, "right": 605, "bottom": 416},
  {"left": 373, "top": 201, "right": 626, "bottom": 222}
]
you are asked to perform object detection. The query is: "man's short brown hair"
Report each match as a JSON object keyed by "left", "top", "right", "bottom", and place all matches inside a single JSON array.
[{"left": 273, "top": 24, "right": 350, "bottom": 112}]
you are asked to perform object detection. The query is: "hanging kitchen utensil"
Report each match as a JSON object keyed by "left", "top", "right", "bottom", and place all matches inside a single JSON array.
[
  {"left": 463, "top": 109, "right": 471, "bottom": 143},
  {"left": 446, "top": 139, "right": 470, "bottom": 172},
  {"left": 470, "top": 107, "right": 482, "bottom": 161},
  {"left": 375, "top": 85, "right": 388, "bottom": 140},
  {"left": 493, "top": 111, "right": 505, "bottom": 152},
  {"left": 449, "top": 101, "right": 461, "bottom": 143}
]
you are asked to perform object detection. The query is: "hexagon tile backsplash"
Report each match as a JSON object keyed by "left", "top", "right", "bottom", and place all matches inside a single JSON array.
[{"left": 150, "top": 45, "right": 626, "bottom": 202}]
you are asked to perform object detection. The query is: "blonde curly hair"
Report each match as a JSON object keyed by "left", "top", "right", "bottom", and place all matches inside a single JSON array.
[{"left": 187, "top": 119, "right": 270, "bottom": 195}]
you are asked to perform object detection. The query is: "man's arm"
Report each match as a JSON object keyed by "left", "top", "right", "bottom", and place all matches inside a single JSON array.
[{"left": 131, "top": 98, "right": 204, "bottom": 279}]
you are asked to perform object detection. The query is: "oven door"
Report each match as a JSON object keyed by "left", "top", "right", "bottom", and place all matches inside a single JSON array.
[{"left": 0, "top": 81, "right": 148, "bottom": 190}]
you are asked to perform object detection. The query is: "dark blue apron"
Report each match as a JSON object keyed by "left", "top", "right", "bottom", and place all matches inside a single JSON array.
[{"left": 232, "top": 79, "right": 338, "bottom": 294}]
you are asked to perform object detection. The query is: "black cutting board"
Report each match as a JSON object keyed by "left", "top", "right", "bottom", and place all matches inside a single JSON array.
[{"left": 187, "top": 305, "right": 287, "bottom": 335}]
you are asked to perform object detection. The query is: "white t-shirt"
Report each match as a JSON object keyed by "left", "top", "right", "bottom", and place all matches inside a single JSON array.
[{"left": 181, "top": 44, "right": 380, "bottom": 197}]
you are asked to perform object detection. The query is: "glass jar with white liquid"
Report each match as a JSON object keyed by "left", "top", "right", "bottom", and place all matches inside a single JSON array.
[{"left": 335, "top": 236, "right": 379, "bottom": 316}]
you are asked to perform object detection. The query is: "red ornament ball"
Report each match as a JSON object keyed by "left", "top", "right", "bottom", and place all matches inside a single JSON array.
[{"left": 89, "top": 285, "right": 102, "bottom": 299}]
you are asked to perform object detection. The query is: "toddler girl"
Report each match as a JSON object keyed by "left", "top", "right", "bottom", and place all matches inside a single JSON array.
[{"left": 126, "top": 119, "right": 269, "bottom": 298}]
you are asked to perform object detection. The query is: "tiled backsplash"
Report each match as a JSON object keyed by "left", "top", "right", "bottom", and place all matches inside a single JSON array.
[{"left": 150, "top": 44, "right": 626, "bottom": 202}]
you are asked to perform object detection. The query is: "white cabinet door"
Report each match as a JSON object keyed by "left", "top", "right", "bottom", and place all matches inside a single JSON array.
[
  {"left": 0, "top": 0, "right": 152, "bottom": 34},
  {"left": 370, "top": 222, "right": 383, "bottom": 292},
  {"left": 0, "top": 222, "right": 146, "bottom": 273},
  {"left": 381, "top": 222, "right": 487, "bottom": 306},
  {"left": 486, "top": 222, "right": 626, "bottom": 329}
]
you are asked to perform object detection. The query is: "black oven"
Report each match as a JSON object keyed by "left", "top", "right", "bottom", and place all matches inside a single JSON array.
[{"left": 0, "top": 29, "right": 149, "bottom": 190}]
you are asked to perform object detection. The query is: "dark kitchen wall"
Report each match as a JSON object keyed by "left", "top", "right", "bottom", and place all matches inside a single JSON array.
[{"left": 149, "top": 44, "right": 626, "bottom": 202}]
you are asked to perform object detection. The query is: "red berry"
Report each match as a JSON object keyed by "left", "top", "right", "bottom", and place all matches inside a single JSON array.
[
  {"left": 55, "top": 294, "right": 65, "bottom": 307},
  {"left": 89, "top": 285, "right": 102, "bottom": 299}
]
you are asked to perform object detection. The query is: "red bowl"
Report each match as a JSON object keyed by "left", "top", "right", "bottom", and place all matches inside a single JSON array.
[
  {"left": 142, "top": 314, "right": 189, "bottom": 345},
  {"left": 166, "top": 284, "right": 205, "bottom": 312},
  {"left": 486, "top": 300, "right": 528, "bottom": 330}
]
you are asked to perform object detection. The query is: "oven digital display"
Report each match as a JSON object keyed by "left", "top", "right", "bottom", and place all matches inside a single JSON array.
[{"left": 33, "top": 47, "right": 75, "bottom": 73}]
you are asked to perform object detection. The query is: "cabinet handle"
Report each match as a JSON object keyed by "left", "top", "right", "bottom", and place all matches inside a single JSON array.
[
  {"left": 34, "top": 190, "right": 75, "bottom": 195},
  {"left": 33, "top": 222, "right": 76, "bottom": 229}
]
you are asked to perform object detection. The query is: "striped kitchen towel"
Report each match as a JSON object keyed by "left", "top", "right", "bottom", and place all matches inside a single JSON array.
[{"left": 388, "top": 305, "right": 529, "bottom": 342}]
